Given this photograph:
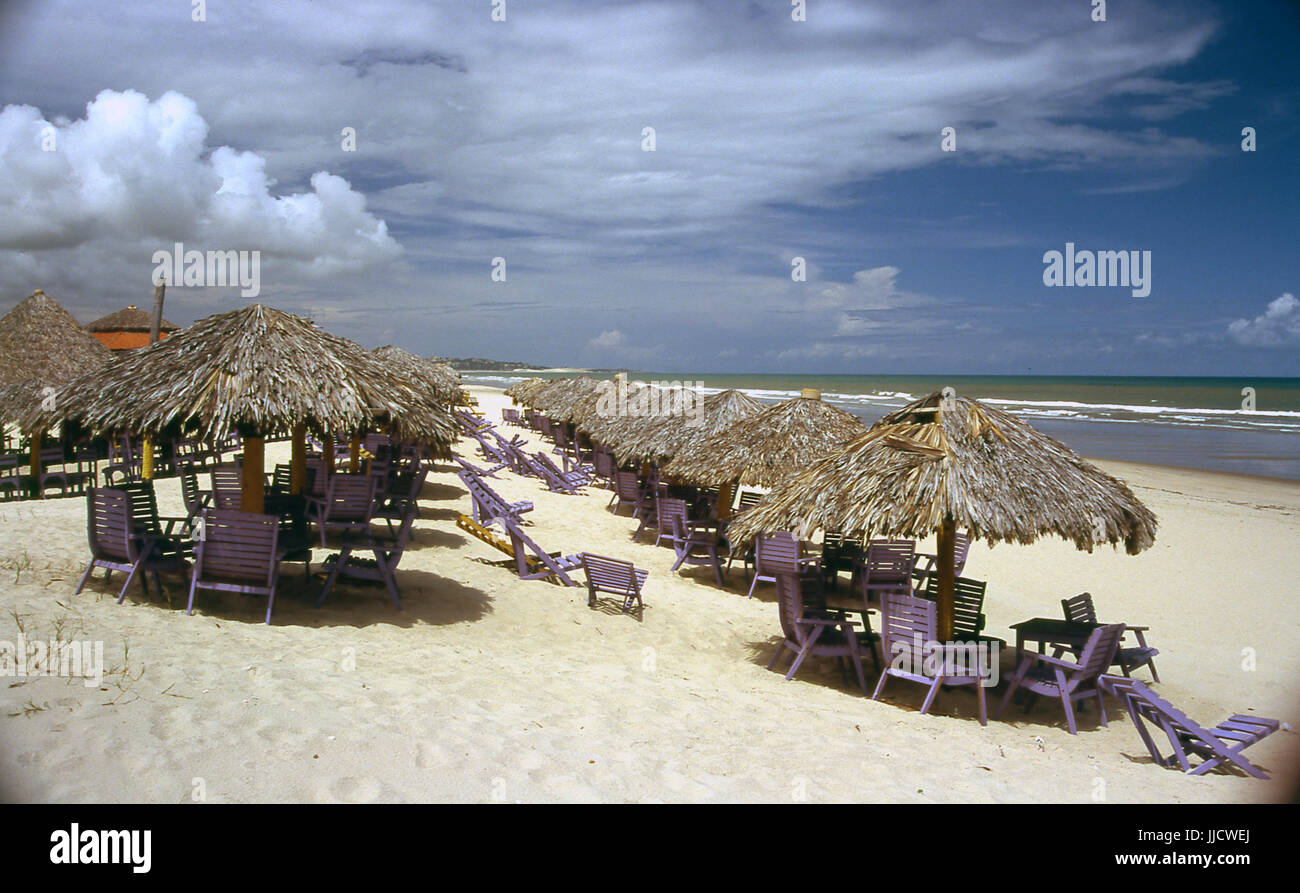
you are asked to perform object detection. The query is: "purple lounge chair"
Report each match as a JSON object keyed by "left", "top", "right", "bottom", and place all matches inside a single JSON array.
[
  {"left": 580, "top": 553, "right": 648, "bottom": 613},
  {"left": 530, "top": 450, "right": 587, "bottom": 494},
  {"left": 457, "top": 469, "right": 533, "bottom": 525},
  {"left": 186, "top": 509, "right": 282, "bottom": 624},
  {"left": 1098, "top": 675, "right": 1279, "bottom": 779},
  {"left": 873, "top": 591, "right": 988, "bottom": 725},
  {"left": 995, "top": 623, "right": 1125, "bottom": 734}
]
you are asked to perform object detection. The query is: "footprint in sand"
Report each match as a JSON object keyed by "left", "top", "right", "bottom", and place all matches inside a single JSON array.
[{"left": 319, "top": 776, "right": 385, "bottom": 803}]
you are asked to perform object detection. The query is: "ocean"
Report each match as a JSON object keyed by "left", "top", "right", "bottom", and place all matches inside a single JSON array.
[{"left": 460, "top": 372, "right": 1300, "bottom": 482}]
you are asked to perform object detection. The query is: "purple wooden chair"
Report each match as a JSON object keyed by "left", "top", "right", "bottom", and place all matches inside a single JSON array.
[
  {"left": 746, "top": 531, "right": 818, "bottom": 598},
  {"left": 995, "top": 623, "right": 1125, "bottom": 734},
  {"left": 494, "top": 512, "right": 583, "bottom": 586},
  {"left": 1063, "top": 592, "right": 1159, "bottom": 681},
  {"left": 186, "top": 509, "right": 281, "bottom": 624},
  {"left": 661, "top": 498, "right": 727, "bottom": 586},
  {"left": 612, "top": 471, "right": 645, "bottom": 520},
  {"left": 307, "top": 472, "right": 378, "bottom": 547},
  {"left": 917, "top": 573, "right": 1005, "bottom": 647},
  {"left": 872, "top": 592, "right": 989, "bottom": 725},
  {"left": 179, "top": 464, "right": 211, "bottom": 528},
  {"left": 210, "top": 464, "right": 244, "bottom": 509},
  {"left": 580, "top": 553, "right": 648, "bottom": 613},
  {"left": 455, "top": 455, "right": 507, "bottom": 479},
  {"left": 912, "top": 530, "right": 971, "bottom": 586},
  {"left": 0, "top": 454, "right": 20, "bottom": 501},
  {"left": 768, "top": 571, "right": 874, "bottom": 695},
  {"left": 856, "top": 539, "right": 916, "bottom": 604},
  {"left": 375, "top": 467, "right": 427, "bottom": 537},
  {"left": 317, "top": 497, "right": 418, "bottom": 610},
  {"left": 1098, "top": 675, "right": 1279, "bottom": 779},
  {"left": 76, "top": 487, "right": 190, "bottom": 603}
]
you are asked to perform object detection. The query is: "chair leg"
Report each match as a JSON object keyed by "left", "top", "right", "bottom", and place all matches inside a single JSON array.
[
  {"left": 920, "top": 677, "right": 944, "bottom": 715},
  {"left": 185, "top": 575, "right": 200, "bottom": 616},
  {"left": 1061, "top": 693, "right": 1078, "bottom": 735},
  {"left": 75, "top": 560, "right": 97, "bottom": 594},
  {"left": 976, "top": 681, "right": 988, "bottom": 726},
  {"left": 872, "top": 668, "right": 890, "bottom": 701}
]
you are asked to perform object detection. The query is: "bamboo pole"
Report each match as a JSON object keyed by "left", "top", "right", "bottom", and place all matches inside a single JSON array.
[
  {"left": 716, "top": 481, "right": 734, "bottom": 521},
  {"left": 28, "top": 430, "right": 42, "bottom": 489},
  {"left": 241, "top": 435, "right": 265, "bottom": 513},
  {"left": 290, "top": 425, "right": 306, "bottom": 495},
  {"left": 936, "top": 518, "right": 956, "bottom": 641},
  {"left": 141, "top": 434, "right": 155, "bottom": 480},
  {"left": 349, "top": 432, "right": 361, "bottom": 473}
]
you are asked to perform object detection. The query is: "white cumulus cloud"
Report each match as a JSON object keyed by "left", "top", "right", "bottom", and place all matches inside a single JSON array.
[{"left": 1226, "top": 293, "right": 1300, "bottom": 347}]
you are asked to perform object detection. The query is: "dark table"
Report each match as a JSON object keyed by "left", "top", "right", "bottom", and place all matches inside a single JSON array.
[{"left": 1008, "top": 617, "right": 1098, "bottom": 665}]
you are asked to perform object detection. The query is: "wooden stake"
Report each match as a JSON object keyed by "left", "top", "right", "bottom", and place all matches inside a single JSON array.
[
  {"left": 936, "top": 518, "right": 956, "bottom": 641},
  {"left": 716, "top": 481, "right": 734, "bottom": 521},
  {"left": 241, "top": 436, "right": 265, "bottom": 513},
  {"left": 141, "top": 434, "right": 155, "bottom": 480},
  {"left": 349, "top": 432, "right": 362, "bottom": 473},
  {"left": 323, "top": 434, "right": 335, "bottom": 474}
]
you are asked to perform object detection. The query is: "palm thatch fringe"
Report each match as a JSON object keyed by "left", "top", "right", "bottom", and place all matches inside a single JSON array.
[
  {"left": 371, "top": 344, "right": 464, "bottom": 406},
  {"left": 24, "top": 304, "right": 456, "bottom": 454},
  {"left": 663, "top": 392, "right": 867, "bottom": 488},
  {"left": 725, "top": 390, "right": 1158, "bottom": 555},
  {"left": 0, "top": 289, "right": 113, "bottom": 391}
]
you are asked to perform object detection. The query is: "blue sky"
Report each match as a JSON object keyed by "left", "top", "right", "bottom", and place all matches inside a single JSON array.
[{"left": 0, "top": 0, "right": 1295, "bottom": 375}]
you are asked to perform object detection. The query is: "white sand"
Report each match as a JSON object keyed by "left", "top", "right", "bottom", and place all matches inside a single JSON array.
[{"left": 0, "top": 385, "right": 1296, "bottom": 803}]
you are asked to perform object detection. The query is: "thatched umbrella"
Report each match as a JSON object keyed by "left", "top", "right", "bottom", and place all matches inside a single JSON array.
[
  {"left": 0, "top": 289, "right": 113, "bottom": 474},
  {"left": 531, "top": 376, "right": 598, "bottom": 418},
  {"left": 372, "top": 345, "right": 463, "bottom": 407},
  {"left": 505, "top": 377, "right": 548, "bottom": 405},
  {"left": 575, "top": 378, "right": 657, "bottom": 449},
  {"left": 663, "top": 388, "right": 867, "bottom": 489},
  {"left": 28, "top": 304, "right": 457, "bottom": 511},
  {"left": 608, "top": 388, "right": 765, "bottom": 467},
  {"left": 726, "top": 390, "right": 1159, "bottom": 638}
]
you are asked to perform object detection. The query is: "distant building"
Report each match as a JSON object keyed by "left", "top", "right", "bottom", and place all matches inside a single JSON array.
[{"left": 85, "top": 304, "right": 179, "bottom": 351}]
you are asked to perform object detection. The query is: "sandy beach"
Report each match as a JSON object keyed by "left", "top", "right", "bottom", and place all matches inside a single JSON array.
[{"left": 0, "top": 384, "right": 1296, "bottom": 804}]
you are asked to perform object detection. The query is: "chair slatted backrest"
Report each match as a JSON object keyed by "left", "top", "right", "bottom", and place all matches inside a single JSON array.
[
  {"left": 581, "top": 553, "right": 640, "bottom": 592},
  {"left": 774, "top": 572, "right": 806, "bottom": 644},
  {"left": 756, "top": 532, "right": 805, "bottom": 575},
  {"left": 951, "top": 531, "right": 972, "bottom": 575},
  {"left": 323, "top": 473, "right": 378, "bottom": 522},
  {"left": 919, "top": 574, "right": 988, "bottom": 639},
  {"left": 1072, "top": 624, "right": 1126, "bottom": 685},
  {"left": 39, "top": 445, "right": 65, "bottom": 469},
  {"left": 272, "top": 463, "right": 293, "bottom": 491},
  {"left": 736, "top": 489, "right": 765, "bottom": 513},
  {"left": 657, "top": 497, "right": 689, "bottom": 536},
  {"left": 306, "top": 457, "right": 329, "bottom": 498},
  {"left": 179, "top": 465, "right": 207, "bottom": 515},
  {"left": 594, "top": 449, "right": 616, "bottom": 479},
  {"left": 198, "top": 510, "right": 279, "bottom": 586},
  {"left": 1062, "top": 592, "right": 1098, "bottom": 624},
  {"left": 458, "top": 469, "right": 513, "bottom": 520},
  {"left": 211, "top": 465, "right": 244, "bottom": 509},
  {"left": 880, "top": 592, "right": 937, "bottom": 661},
  {"left": 864, "top": 540, "right": 916, "bottom": 583},
  {"left": 87, "top": 487, "right": 136, "bottom": 562},
  {"left": 112, "top": 480, "right": 162, "bottom": 536},
  {"left": 614, "top": 470, "right": 642, "bottom": 503}
]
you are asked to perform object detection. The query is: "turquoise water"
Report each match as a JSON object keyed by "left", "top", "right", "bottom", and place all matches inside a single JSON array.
[{"left": 463, "top": 372, "right": 1300, "bottom": 481}]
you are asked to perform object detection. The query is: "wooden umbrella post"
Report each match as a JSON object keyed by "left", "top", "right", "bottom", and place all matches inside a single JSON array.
[
  {"left": 290, "top": 424, "right": 306, "bottom": 495},
  {"left": 349, "top": 431, "right": 361, "bottom": 473},
  {"left": 141, "top": 433, "right": 155, "bottom": 481},
  {"left": 323, "top": 434, "right": 335, "bottom": 474},
  {"left": 936, "top": 518, "right": 956, "bottom": 641},
  {"left": 28, "top": 429, "right": 42, "bottom": 488},
  {"left": 241, "top": 434, "right": 265, "bottom": 513}
]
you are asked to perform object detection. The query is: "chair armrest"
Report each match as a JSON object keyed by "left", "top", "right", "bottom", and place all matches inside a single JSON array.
[{"left": 1026, "top": 651, "right": 1082, "bottom": 671}]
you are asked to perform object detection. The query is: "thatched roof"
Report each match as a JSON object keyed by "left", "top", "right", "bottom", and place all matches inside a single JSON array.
[
  {"left": 0, "top": 290, "right": 112, "bottom": 391},
  {"left": 86, "top": 304, "right": 179, "bottom": 333},
  {"left": 531, "top": 376, "right": 598, "bottom": 417},
  {"left": 371, "top": 344, "right": 464, "bottom": 406},
  {"left": 725, "top": 390, "right": 1158, "bottom": 555},
  {"left": 504, "top": 377, "right": 548, "bottom": 404},
  {"left": 602, "top": 388, "right": 765, "bottom": 465},
  {"left": 663, "top": 391, "right": 867, "bottom": 488},
  {"left": 576, "top": 379, "right": 657, "bottom": 446},
  {"left": 26, "top": 304, "right": 457, "bottom": 453}
]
